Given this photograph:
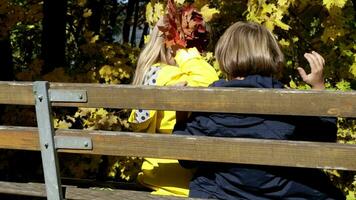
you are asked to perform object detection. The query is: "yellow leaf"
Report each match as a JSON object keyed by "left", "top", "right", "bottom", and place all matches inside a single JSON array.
[
  {"left": 54, "top": 119, "right": 72, "bottom": 129},
  {"left": 153, "top": 3, "right": 164, "bottom": 22},
  {"left": 323, "top": 0, "right": 347, "bottom": 10},
  {"left": 200, "top": 4, "right": 220, "bottom": 22},
  {"left": 83, "top": 8, "right": 92, "bottom": 18},
  {"left": 289, "top": 79, "right": 297, "bottom": 89},
  {"left": 346, "top": 191, "right": 355, "bottom": 200},
  {"left": 144, "top": 35, "right": 151, "bottom": 44},
  {"left": 279, "top": 39, "right": 290, "bottom": 47},
  {"left": 77, "top": 0, "right": 87, "bottom": 7},
  {"left": 264, "top": 21, "right": 275, "bottom": 32},
  {"left": 262, "top": 3, "right": 276, "bottom": 14},
  {"left": 174, "top": 0, "right": 185, "bottom": 4},
  {"left": 97, "top": 108, "right": 108, "bottom": 117},
  {"left": 274, "top": 19, "right": 290, "bottom": 30},
  {"left": 350, "top": 55, "right": 356, "bottom": 78},
  {"left": 145, "top": 2, "right": 153, "bottom": 25},
  {"left": 277, "top": 0, "right": 289, "bottom": 6},
  {"left": 90, "top": 35, "right": 99, "bottom": 43},
  {"left": 145, "top": 2, "right": 164, "bottom": 27}
]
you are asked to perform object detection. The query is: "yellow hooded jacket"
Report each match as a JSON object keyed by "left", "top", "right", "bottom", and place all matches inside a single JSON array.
[{"left": 128, "top": 48, "right": 219, "bottom": 196}]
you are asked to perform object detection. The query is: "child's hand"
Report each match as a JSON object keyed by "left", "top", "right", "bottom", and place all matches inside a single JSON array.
[{"left": 297, "top": 51, "right": 325, "bottom": 90}]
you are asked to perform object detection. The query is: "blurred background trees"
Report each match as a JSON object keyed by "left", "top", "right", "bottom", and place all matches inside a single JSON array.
[{"left": 0, "top": 0, "right": 355, "bottom": 198}]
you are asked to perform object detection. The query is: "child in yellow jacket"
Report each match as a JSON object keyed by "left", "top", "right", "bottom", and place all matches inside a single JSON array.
[{"left": 129, "top": 9, "right": 219, "bottom": 196}]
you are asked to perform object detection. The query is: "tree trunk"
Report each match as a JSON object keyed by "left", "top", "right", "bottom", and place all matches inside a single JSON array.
[
  {"left": 88, "top": 0, "right": 104, "bottom": 35},
  {"left": 42, "top": 0, "right": 67, "bottom": 74},
  {"left": 0, "top": 37, "right": 14, "bottom": 123},
  {"left": 0, "top": 38, "right": 14, "bottom": 81},
  {"left": 107, "top": 0, "right": 119, "bottom": 42},
  {"left": 130, "top": 0, "right": 140, "bottom": 46},
  {"left": 122, "top": 0, "right": 136, "bottom": 43},
  {"left": 139, "top": 22, "right": 149, "bottom": 48}
]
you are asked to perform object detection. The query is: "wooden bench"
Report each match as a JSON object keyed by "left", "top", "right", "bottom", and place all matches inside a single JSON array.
[{"left": 0, "top": 81, "right": 355, "bottom": 199}]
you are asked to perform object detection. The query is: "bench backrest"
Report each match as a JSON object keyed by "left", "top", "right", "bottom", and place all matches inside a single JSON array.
[{"left": 0, "top": 81, "right": 355, "bottom": 200}]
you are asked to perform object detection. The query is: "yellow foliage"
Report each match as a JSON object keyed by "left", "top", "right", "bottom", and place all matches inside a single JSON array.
[
  {"left": 83, "top": 8, "right": 92, "bottom": 18},
  {"left": 174, "top": 0, "right": 185, "bottom": 5},
  {"left": 350, "top": 55, "right": 356, "bottom": 78},
  {"left": 200, "top": 4, "right": 220, "bottom": 22},
  {"left": 323, "top": 0, "right": 347, "bottom": 10},
  {"left": 74, "top": 108, "right": 124, "bottom": 131},
  {"left": 77, "top": 0, "right": 87, "bottom": 7},
  {"left": 144, "top": 35, "right": 150, "bottom": 44},
  {"left": 193, "top": 0, "right": 210, "bottom": 9},
  {"left": 83, "top": 30, "right": 97, "bottom": 44},
  {"left": 321, "top": 11, "right": 347, "bottom": 43},
  {"left": 90, "top": 35, "right": 99, "bottom": 43},
  {"left": 292, "top": 37, "right": 299, "bottom": 43},
  {"left": 146, "top": 2, "right": 164, "bottom": 28},
  {"left": 279, "top": 39, "right": 290, "bottom": 47},
  {"left": 107, "top": 156, "right": 142, "bottom": 181},
  {"left": 289, "top": 79, "right": 297, "bottom": 89},
  {"left": 97, "top": 65, "right": 131, "bottom": 84},
  {"left": 246, "top": 0, "right": 291, "bottom": 32},
  {"left": 54, "top": 119, "right": 72, "bottom": 129}
]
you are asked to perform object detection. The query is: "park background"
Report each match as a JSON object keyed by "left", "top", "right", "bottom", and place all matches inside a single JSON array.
[{"left": 0, "top": 0, "right": 355, "bottom": 199}]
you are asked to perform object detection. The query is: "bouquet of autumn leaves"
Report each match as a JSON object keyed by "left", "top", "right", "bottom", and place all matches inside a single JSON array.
[{"left": 158, "top": 0, "right": 209, "bottom": 52}]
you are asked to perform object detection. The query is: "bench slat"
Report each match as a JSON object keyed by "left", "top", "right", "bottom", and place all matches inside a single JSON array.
[
  {"left": 0, "top": 126, "right": 355, "bottom": 171},
  {"left": 0, "top": 82, "right": 33, "bottom": 106},
  {"left": 0, "top": 181, "right": 192, "bottom": 200},
  {"left": 0, "top": 81, "right": 355, "bottom": 117}
]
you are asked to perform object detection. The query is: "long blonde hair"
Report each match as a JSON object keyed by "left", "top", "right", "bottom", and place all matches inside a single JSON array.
[
  {"left": 215, "top": 21, "right": 284, "bottom": 80},
  {"left": 132, "top": 25, "right": 170, "bottom": 85}
]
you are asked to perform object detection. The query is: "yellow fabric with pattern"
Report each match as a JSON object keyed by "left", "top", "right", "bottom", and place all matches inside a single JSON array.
[{"left": 128, "top": 48, "right": 219, "bottom": 196}]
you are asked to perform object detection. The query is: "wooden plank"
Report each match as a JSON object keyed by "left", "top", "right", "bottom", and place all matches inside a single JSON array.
[
  {"left": 0, "top": 82, "right": 34, "bottom": 105},
  {"left": 50, "top": 82, "right": 356, "bottom": 117},
  {"left": 0, "top": 126, "right": 39, "bottom": 151},
  {"left": 0, "top": 181, "right": 194, "bottom": 200},
  {"left": 0, "top": 81, "right": 355, "bottom": 117},
  {"left": 0, "top": 126, "right": 355, "bottom": 171}
]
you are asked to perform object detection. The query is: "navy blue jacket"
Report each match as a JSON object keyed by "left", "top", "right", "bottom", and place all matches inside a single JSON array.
[{"left": 173, "top": 75, "right": 345, "bottom": 200}]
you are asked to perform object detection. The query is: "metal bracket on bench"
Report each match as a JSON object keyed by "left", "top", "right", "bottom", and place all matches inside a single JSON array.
[
  {"left": 33, "top": 81, "right": 64, "bottom": 200},
  {"left": 33, "top": 82, "right": 89, "bottom": 200},
  {"left": 49, "top": 89, "right": 87, "bottom": 103},
  {"left": 54, "top": 136, "right": 92, "bottom": 150}
]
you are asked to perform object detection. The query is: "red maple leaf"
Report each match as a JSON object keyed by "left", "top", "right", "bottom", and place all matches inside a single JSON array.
[{"left": 159, "top": 0, "right": 208, "bottom": 52}]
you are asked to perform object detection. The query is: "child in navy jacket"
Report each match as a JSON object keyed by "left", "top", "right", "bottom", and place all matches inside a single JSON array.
[{"left": 173, "top": 21, "right": 345, "bottom": 200}]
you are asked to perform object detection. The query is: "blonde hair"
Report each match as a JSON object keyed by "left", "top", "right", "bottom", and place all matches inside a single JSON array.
[
  {"left": 215, "top": 21, "right": 284, "bottom": 80},
  {"left": 132, "top": 25, "right": 170, "bottom": 85}
]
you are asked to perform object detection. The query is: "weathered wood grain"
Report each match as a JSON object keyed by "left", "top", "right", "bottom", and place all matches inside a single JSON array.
[
  {"left": 0, "top": 181, "right": 194, "bottom": 200},
  {"left": 0, "top": 126, "right": 355, "bottom": 171},
  {"left": 0, "top": 82, "right": 34, "bottom": 105},
  {"left": 0, "top": 81, "right": 355, "bottom": 117}
]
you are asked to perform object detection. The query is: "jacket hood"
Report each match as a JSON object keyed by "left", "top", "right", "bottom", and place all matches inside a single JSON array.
[{"left": 211, "top": 75, "right": 284, "bottom": 88}]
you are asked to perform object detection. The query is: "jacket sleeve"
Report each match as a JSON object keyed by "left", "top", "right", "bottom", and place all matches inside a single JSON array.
[
  {"left": 158, "top": 48, "right": 219, "bottom": 87},
  {"left": 177, "top": 48, "right": 219, "bottom": 87}
]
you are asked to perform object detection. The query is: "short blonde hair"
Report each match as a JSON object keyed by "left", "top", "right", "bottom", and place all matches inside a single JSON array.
[{"left": 215, "top": 21, "right": 284, "bottom": 80}]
